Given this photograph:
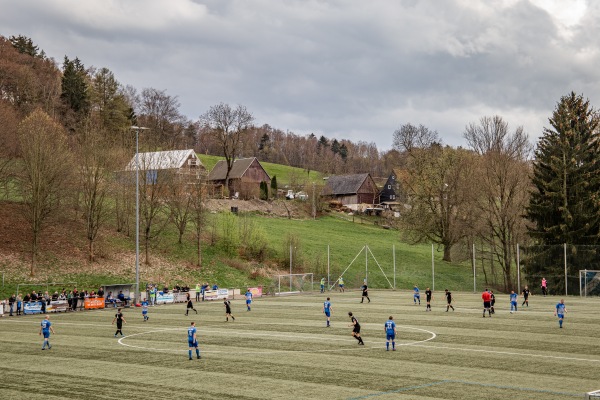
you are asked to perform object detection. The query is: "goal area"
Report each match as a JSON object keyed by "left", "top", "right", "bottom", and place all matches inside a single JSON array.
[
  {"left": 273, "top": 273, "right": 314, "bottom": 295},
  {"left": 579, "top": 270, "right": 600, "bottom": 297}
]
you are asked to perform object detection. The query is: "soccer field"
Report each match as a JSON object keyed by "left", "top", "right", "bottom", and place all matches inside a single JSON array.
[{"left": 1, "top": 291, "right": 599, "bottom": 399}]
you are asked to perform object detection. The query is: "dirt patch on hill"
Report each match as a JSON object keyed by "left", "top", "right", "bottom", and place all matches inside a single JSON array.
[{"left": 206, "top": 198, "right": 309, "bottom": 219}]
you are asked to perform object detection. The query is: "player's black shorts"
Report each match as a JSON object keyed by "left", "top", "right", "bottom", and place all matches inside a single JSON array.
[
  {"left": 225, "top": 308, "right": 231, "bottom": 314},
  {"left": 117, "top": 322, "right": 123, "bottom": 329},
  {"left": 483, "top": 301, "right": 491, "bottom": 308},
  {"left": 426, "top": 297, "right": 432, "bottom": 302},
  {"left": 362, "top": 292, "right": 368, "bottom": 296},
  {"left": 491, "top": 300, "right": 495, "bottom": 306},
  {"left": 353, "top": 326, "right": 361, "bottom": 334}
]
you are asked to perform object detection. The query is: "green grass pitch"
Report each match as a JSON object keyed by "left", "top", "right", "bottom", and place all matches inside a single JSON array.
[{"left": 1, "top": 291, "right": 599, "bottom": 399}]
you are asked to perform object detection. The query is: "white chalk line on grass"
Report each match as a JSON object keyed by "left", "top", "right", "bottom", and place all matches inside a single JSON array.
[
  {"left": 412, "top": 343, "right": 600, "bottom": 363},
  {"left": 116, "top": 325, "right": 437, "bottom": 355}
]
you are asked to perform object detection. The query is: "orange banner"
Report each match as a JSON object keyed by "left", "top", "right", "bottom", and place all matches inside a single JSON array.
[{"left": 84, "top": 297, "right": 105, "bottom": 309}]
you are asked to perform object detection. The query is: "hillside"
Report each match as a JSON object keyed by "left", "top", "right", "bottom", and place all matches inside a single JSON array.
[{"left": 0, "top": 194, "right": 480, "bottom": 300}]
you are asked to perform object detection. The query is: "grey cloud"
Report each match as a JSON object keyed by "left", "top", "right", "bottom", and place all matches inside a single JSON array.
[{"left": 1, "top": 0, "right": 599, "bottom": 150}]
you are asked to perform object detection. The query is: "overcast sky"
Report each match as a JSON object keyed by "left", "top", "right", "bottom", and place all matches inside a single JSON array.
[{"left": 1, "top": 0, "right": 598, "bottom": 150}]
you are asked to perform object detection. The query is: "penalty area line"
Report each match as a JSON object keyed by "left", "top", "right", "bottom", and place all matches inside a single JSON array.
[{"left": 412, "top": 343, "right": 600, "bottom": 363}]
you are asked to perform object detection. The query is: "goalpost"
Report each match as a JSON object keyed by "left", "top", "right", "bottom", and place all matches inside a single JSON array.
[
  {"left": 586, "top": 390, "right": 600, "bottom": 399},
  {"left": 328, "top": 245, "right": 394, "bottom": 291},
  {"left": 579, "top": 270, "right": 600, "bottom": 297},
  {"left": 274, "top": 273, "right": 314, "bottom": 295}
]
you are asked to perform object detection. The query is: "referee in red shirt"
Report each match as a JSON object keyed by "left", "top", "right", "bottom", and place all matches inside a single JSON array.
[{"left": 482, "top": 289, "right": 492, "bottom": 318}]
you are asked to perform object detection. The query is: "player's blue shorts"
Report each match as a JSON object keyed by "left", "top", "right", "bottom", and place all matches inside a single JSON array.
[
  {"left": 511, "top": 301, "right": 517, "bottom": 306},
  {"left": 386, "top": 333, "right": 395, "bottom": 341},
  {"left": 42, "top": 331, "right": 50, "bottom": 339},
  {"left": 414, "top": 294, "right": 420, "bottom": 299},
  {"left": 246, "top": 299, "right": 251, "bottom": 305},
  {"left": 557, "top": 313, "right": 564, "bottom": 319},
  {"left": 324, "top": 311, "right": 330, "bottom": 317},
  {"left": 142, "top": 310, "right": 147, "bottom": 315},
  {"left": 339, "top": 284, "right": 344, "bottom": 288},
  {"left": 188, "top": 340, "right": 198, "bottom": 348}
]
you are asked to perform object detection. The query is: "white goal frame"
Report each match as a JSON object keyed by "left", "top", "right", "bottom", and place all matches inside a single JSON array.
[
  {"left": 274, "top": 273, "right": 314, "bottom": 295},
  {"left": 579, "top": 270, "right": 600, "bottom": 297},
  {"left": 586, "top": 389, "right": 600, "bottom": 399}
]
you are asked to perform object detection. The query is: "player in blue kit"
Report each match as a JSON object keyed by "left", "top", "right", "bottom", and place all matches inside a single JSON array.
[
  {"left": 554, "top": 299, "right": 567, "bottom": 328},
  {"left": 141, "top": 299, "right": 149, "bottom": 321},
  {"left": 413, "top": 285, "right": 420, "bottom": 305},
  {"left": 187, "top": 322, "right": 201, "bottom": 360},
  {"left": 509, "top": 291, "right": 518, "bottom": 313},
  {"left": 245, "top": 289, "right": 253, "bottom": 311},
  {"left": 39, "top": 315, "right": 55, "bottom": 350},
  {"left": 385, "top": 316, "right": 396, "bottom": 351},
  {"left": 323, "top": 297, "right": 332, "bottom": 327}
]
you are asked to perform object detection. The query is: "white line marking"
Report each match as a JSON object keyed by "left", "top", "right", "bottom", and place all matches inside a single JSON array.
[
  {"left": 116, "top": 326, "right": 437, "bottom": 355},
  {"left": 413, "top": 343, "right": 600, "bottom": 363}
]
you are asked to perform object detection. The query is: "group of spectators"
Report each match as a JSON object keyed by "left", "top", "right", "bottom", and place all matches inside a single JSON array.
[{"left": 3, "top": 287, "right": 114, "bottom": 316}]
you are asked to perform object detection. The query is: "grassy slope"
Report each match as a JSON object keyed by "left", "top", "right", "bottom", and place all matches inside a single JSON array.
[
  {"left": 0, "top": 292, "right": 598, "bottom": 399},
  {"left": 197, "top": 154, "right": 323, "bottom": 186}
]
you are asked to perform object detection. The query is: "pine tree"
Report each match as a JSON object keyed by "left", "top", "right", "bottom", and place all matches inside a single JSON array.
[
  {"left": 270, "top": 175, "right": 278, "bottom": 198},
  {"left": 526, "top": 92, "right": 600, "bottom": 292}
]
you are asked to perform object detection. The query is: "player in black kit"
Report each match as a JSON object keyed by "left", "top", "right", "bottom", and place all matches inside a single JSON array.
[
  {"left": 425, "top": 287, "right": 433, "bottom": 311},
  {"left": 224, "top": 299, "right": 235, "bottom": 321},
  {"left": 348, "top": 312, "right": 364, "bottom": 345},
  {"left": 360, "top": 283, "right": 370, "bottom": 303},
  {"left": 445, "top": 289, "right": 454, "bottom": 312},
  {"left": 521, "top": 286, "right": 531, "bottom": 307}
]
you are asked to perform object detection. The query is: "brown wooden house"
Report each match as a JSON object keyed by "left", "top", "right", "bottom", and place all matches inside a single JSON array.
[
  {"left": 208, "top": 157, "right": 271, "bottom": 199},
  {"left": 323, "top": 173, "right": 379, "bottom": 207}
]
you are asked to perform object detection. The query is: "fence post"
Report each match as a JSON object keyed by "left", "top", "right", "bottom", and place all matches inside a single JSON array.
[
  {"left": 472, "top": 243, "right": 476, "bottom": 293},
  {"left": 517, "top": 243, "right": 521, "bottom": 294},
  {"left": 393, "top": 244, "right": 396, "bottom": 290},
  {"left": 327, "top": 244, "right": 330, "bottom": 289},
  {"left": 431, "top": 244, "right": 435, "bottom": 291},
  {"left": 564, "top": 243, "right": 568, "bottom": 296}
]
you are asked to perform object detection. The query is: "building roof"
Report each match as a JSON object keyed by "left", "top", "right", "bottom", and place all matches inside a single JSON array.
[
  {"left": 208, "top": 157, "right": 269, "bottom": 181},
  {"left": 125, "top": 149, "right": 199, "bottom": 171},
  {"left": 325, "top": 173, "right": 372, "bottom": 195}
]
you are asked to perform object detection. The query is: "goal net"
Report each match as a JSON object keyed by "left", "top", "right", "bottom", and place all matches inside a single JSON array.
[
  {"left": 586, "top": 390, "right": 600, "bottom": 399},
  {"left": 579, "top": 270, "right": 600, "bottom": 297},
  {"left": 273, "top": 273, "right": 314, "bottom": 295}
]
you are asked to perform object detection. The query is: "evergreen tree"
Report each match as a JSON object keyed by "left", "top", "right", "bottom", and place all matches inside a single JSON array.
[
  {"left": 526, "top": 92, "right": 600, "bottom": 292},
  {"left": 61, "top": 56, "right": 90, "bottom": 117},
  {"left": 9, "top": 35, "right": 44, "bottom": 58},
  {"left": 270, "top": 175, "right": 278, "bottom": 198},
  {"left": 260, "top": 181, "right": 268, "bottom": 200}
]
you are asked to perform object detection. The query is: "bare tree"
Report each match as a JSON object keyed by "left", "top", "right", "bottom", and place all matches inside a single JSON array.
[
  {"left": 167, "top": 173, "right": 193, "bottom": 244},
  {"left": 137, "top": 88, "right": 186, "bottom": 147},
  {"left": 189, "top": 175, "right": 207, "bottom": 267},
  {"left": 394, "top": 125, "right": 479, "bottom": 262},
  {"left": 77, "top": 122, "right": 113, "bottom": 261},
  {"left": 17, "top": 109, "right": 72, "bottom": 275},
  {"left": 137, "top": 151, "right": 174, "bottom": 265},
  {"left": 464, "top": 116, "right": 532, "bottom": 290},
  {"left": 0, "top": 101, "right": 19, "bottom": 198},
  {"left": 200, "top": 103, "right": 254, "bottom": 196}
]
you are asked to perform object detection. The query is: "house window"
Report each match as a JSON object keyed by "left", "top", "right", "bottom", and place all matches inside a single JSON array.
[
  {"left": 146, "top": 170, "right": 157, "bottom": 184},
  {"left": 391, "top": 194, "right": 395, "bottom": 200},
  {"left": 388, "top": 185, "right": 391, "bottom": 189}
]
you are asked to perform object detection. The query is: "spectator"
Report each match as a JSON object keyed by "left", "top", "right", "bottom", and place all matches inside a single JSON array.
[
  {"left": 98, "top": 287, "right": 104, "bottom": 298},
  {"left": 72, "top": 288, "right": 78, "bottom": 311},
  {"left": 16, "top": 294, "right": 22, "bottom": 316},
  {"left": 163, "top": 285, "right": 169, "bottom": 294},
  {"left": 149, "top": 286, "right": 157, "bottom": 306},
  {"left": 8, "top": 294, "right": 15, "bottom": 316},
  {"left": 117, "top": 291, "right": 127, "bottom": 306},
  {"left": 79, "top": 290, "right": 85, "bottom": 310},
  {"left": 66, "top": 291, "right": 73, "bottom": 310},
  {"left": 212, "top": 283, "right": 218, "bottom": 291},
  {"left": 52, "top": 291, "right": 59, "bottom": 301},
  {"left": 106, "top": 291, "right": 117, "bottom": 307},
  {"left": 44, "top": 291, "right": 51, "bottom": 305},
  {"left": 23, "top": 293, "right": 31, "bottom": 303},
  {"left": 58, "top": 291, "right": 66, "bottom": 301},
  {"left": 31, "top": 291, "right": 38, "bottom": 301}
]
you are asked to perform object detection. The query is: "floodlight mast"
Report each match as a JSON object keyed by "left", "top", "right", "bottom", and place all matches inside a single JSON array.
[{"left": 130, "top": 126, "right": 149, "bottom": 305}]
